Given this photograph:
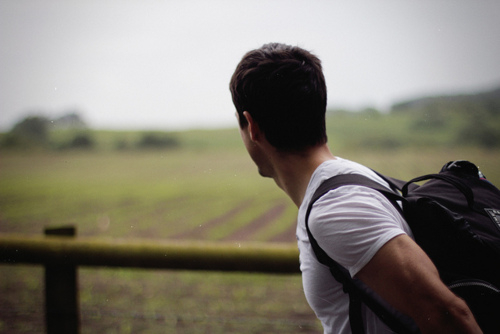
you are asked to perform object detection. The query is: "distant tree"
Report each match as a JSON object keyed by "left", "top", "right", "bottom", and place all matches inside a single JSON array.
[
  {"left": 52, "top": 132, "right": 96, "bottom": 150},
  {"left": 1, "top": 115, "right": 50, "bottom": 148},
  {"left": 53, "top": 111, "right": 87, "bottom": 129},
  {"left": 136, "top": 133, "right": 179, "bottom": 149},
  {"left": 0, "top": 132, "right": 23, "bottom": 148},
  {"left": 12, "top": 116, "right": 50, "bottom": 140},
  {"left": 69, "top": 133, "right": 94, "bottom": 149}
]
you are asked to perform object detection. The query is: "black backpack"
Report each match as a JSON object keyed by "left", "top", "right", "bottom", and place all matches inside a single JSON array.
[{"left": 305, "top": 160, "right": 500, "bottom": 333}]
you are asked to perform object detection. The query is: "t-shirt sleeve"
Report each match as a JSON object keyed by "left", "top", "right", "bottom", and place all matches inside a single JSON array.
[{"left": 308, "top": 185, "right": 407, "bottom": 277}]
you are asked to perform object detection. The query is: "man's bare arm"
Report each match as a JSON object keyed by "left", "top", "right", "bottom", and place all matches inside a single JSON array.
[{"left": 356, "top": 234, "right": 482, "bottom": 334}]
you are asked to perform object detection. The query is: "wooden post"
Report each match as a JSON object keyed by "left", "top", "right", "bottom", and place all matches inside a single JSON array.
[{"left": 44, "top": 226, "right": 79, "bottom": 334}]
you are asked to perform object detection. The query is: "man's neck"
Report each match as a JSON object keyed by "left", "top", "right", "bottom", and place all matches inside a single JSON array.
[{"left": 272, "top": 144, "right": 335, "bottom": 207}]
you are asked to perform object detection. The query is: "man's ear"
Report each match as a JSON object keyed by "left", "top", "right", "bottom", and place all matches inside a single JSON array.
[{"left": 243, "top": 111, "right": 261, "bottom": 142}]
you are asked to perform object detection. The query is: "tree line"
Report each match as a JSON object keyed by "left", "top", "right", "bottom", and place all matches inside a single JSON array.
[
  {"left": 2, "top": 86, "right": 499, "bottom": 151},
  {"left": 0, "top": 112, "right": 180, "bottom": 151},
  {"left": 390, "top": 86, "right": 500, "bottom": 148}
]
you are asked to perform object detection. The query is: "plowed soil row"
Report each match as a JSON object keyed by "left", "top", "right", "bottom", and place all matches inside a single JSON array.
[{"left": 172, "top": 200, "right": 297, "bottom": 243}]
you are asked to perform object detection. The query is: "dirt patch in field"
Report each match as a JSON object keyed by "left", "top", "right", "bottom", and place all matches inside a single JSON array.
[
  {"left": 169, "top": 200, "right": 297, "bottom": 243},
  {"left": 171, "top": 200, "right": 254, "bottom": 240},
  {"left": 221, "top": 201, "right": 288, "bottom": 242}
]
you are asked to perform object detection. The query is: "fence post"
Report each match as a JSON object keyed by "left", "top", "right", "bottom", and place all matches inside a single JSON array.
[{"left": 44, "top": 226, "right": 79, "bottom": 334}]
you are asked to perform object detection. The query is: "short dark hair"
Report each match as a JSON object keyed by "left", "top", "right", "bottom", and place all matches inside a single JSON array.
[{"left": 229, "top": 43, "right": 327, "bottom": 151}]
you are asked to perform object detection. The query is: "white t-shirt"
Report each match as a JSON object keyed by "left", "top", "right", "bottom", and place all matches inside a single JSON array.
[{"left": 296, "top": 158, "right": 414, "bottom": 334}]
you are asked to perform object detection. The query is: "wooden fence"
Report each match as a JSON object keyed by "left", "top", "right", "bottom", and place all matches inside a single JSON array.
[{"left": 0, "top": 227, "right": 300, "bottom": 334}]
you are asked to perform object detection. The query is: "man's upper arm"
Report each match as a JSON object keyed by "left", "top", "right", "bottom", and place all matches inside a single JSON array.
[{"left": 355, "top": 234, "right": 481, "bottom": 333}]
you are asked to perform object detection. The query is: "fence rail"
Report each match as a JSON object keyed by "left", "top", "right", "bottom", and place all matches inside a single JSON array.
[{"left": 0, "top": 229, "right": 300, "bottom": 334}]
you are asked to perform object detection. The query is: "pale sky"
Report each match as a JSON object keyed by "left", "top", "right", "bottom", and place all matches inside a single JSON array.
[{"left": 1, "top": 0, "right": 499, "bottom": 131}]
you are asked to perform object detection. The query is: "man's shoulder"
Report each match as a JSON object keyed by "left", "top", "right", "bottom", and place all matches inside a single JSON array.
[{"left": 302, "top": 158, "right": 389, "bottom": 208}]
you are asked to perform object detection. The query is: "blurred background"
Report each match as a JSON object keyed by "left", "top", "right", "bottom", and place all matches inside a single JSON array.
[
  {"left": 1, "top": 0, "right": 499, "bottom": 131},
  {"left": 1, "top": 1, "right": 499, "bottom": 333}
]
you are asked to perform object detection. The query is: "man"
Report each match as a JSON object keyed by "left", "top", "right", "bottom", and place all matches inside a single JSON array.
[{"left": 229, "top": 43, "right": 481, "bottom": 333}]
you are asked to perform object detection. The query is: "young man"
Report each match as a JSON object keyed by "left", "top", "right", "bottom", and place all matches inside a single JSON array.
[{"left": 229, "top": 43, "right": 481, "bottom": 334}]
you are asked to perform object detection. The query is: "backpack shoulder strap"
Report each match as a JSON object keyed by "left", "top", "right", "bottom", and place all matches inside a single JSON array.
[{"left": 305, "top": 173, "right": 419, "bottom": 334}]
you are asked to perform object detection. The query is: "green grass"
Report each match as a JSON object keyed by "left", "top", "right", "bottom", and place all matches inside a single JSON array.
[
  {"left": 1, "top": 134, "right": 499, "bottom": 239},
  {"left": 0, "top": 148, "right": 291, "bottom": 240}
]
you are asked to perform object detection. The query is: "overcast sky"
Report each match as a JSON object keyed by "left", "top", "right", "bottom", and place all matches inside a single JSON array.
[{"left": 1, "top": 0, "right": 499, "bottom": 131}]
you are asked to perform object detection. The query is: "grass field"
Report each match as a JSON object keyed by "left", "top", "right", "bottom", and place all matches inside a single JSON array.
[{"left": 1, "top": 122, "right": 500, "bottom": 333}]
